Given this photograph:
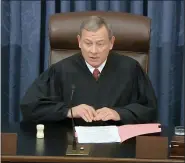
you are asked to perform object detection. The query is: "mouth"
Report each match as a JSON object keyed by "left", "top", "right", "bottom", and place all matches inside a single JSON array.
[
  {"left": 89, "top": 57, "right": 99, "bottom": 60},
  {"left": 89, "top": 58, "right": 99, "bottom": 62}
]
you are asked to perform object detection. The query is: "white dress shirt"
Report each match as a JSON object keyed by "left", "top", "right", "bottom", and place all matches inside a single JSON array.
[{"left": 85, "top": 60, "right": 107, "bottom": 74}]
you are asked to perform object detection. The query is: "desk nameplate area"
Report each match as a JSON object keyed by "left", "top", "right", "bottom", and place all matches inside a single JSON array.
[
  {"left": 1, "top": 133, "right": 17, "bottom": 155},
  {"left": 169, "top": 136, "right": 185, "bottom": 159},
  {"left": 136, "top": 136, "right": 169, "bottom": 159}
]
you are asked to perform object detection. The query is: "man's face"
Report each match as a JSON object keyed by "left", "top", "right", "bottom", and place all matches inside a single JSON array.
[{"left": 77, "top": 26, "right": 115, "bottom": 68}]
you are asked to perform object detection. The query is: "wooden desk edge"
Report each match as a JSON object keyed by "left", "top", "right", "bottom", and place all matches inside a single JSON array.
[{"left": 1, "top": 155, "right": 184, "bottom": 163}]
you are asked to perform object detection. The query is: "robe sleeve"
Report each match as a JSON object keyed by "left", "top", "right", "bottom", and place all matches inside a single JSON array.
[
  {"left": 114, "top": 62, "right": 157, "bottom": 125},
  {"left": 20, "top": 65, "right": 69, "bottom": 123}
]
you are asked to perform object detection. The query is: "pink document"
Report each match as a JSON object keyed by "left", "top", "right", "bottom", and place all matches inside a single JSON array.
[{"left": 118, "top": 123, "right": 161, "bottom": 142}]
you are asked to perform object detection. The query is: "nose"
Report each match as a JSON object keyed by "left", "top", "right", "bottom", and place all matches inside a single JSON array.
[{"left": 90, "top": 45, "right": 97, "bottom": 54}]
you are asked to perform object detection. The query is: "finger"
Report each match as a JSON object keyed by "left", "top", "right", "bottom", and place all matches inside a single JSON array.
[
  {"left": 85, "top": 107, "right": 95, "bottom": 120},
  {"left": 81, "top": 114, "right": 89, "bottom": 122},
  {"left": 90, "top": 107, "right": 97, "bottom": 117},
  {"left": 93, "top": 115, "right": 99, "bottom": 121},
  {"left": 94, "top": 107, "right": 109, "bottom": 121},
  {"left": 94, "top": 114, "right": 100, "bottom": 121},
  {"left": 96, "top": 109, "right": 102, "bottom": 114},
  {"left": 100, "top": 112, "right": 110, "bottom": 121},
  {"left": 96, "top": 107, "right": 108, "bottom": 114},
  {"left": 96, "top": 108, "right": 105, "bottom": 114},
  {"left": 83, "top": 110, "right": 93, "bottom": 122},
  {"left": 79, "top": 110, "right": 90, "bottom": 122},
  {"left": 102, "top": 114, "right": 113, "bottom": 121},
  {"left": 94, "top": 111, "right": 101, "bottom": 120},
  {"left": 95, "top": 111, "right": 106, "bottom": 121}
]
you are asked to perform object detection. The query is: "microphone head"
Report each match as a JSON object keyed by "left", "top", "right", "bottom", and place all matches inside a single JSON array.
[{"left": 71, "top": 84, "right": 76, "bottom": 90}]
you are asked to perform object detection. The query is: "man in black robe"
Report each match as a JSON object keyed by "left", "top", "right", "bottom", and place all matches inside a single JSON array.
[{"left": 20, "top": 16, "right": 157, "bottom": 126}]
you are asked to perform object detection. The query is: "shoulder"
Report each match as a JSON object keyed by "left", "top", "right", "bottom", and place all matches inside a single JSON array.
[
  {"left": 37, "top": 53, "right": 80, "bottom": 80},
  {"left": 109, "top": 51, "right": 144, "bottom": 77},
  {"left": 50, "top": 52, "right": 81, "bottom": 70},
  {"left": 110, "top": 51, "right": 138, "bottom": 68}
]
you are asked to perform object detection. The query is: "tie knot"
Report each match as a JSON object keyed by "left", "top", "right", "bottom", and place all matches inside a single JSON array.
[{"left": 93, "top": 69, "right": 100, "bottom": 80}]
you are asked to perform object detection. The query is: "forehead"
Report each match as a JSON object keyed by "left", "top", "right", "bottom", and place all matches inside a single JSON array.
[{"left": 81, "top": 26, "right": 109, "bottom": 40}]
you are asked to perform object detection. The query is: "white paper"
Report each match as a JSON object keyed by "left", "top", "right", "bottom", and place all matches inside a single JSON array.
[{"left": 75, "top": 126, "right": 121, "bottom": 143}]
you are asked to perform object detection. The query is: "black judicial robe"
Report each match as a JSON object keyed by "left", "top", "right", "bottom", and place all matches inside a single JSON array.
[{"left": 20, "top": 52, "right": 157, "bottom": 126}]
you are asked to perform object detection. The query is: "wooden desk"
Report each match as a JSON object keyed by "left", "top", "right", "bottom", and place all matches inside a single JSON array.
[{"left": 1, "top": 122, "right": 184, "bottom": 163}]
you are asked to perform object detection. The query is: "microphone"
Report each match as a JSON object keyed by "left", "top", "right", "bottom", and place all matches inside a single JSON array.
[
  {"left": 69, "top": 84, "right": 76, "bottom": 150},
  {"left": 66, "top": 84, "right": 90, "bottom": 156}
]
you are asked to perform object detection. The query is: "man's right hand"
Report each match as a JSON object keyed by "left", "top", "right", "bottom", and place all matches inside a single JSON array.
[{"left": 67, "top": 104, "right": 96, "bottom": 122}]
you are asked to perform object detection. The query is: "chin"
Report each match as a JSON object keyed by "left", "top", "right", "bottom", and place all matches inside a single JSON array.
[{"left": 89, "top": 62, "right": 101, "bottom": 68}]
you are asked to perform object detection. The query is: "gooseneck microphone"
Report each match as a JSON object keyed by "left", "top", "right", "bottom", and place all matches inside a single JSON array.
[{"left": 69, "top": 84, "right": 76, "bottom": 150}]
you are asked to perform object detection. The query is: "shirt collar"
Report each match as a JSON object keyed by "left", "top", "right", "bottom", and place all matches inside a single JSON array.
[{"left": 85, "top": 59, "right": 107, "bottom": 74}]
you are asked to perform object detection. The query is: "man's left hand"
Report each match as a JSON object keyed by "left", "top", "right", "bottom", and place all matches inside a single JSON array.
[{"left": 94, "top": 107, "right": 120, "bottom": 121}]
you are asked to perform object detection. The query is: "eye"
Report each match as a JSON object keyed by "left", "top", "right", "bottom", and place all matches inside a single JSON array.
[
  {"left": 97, "top": 43, "right": 103, "bottom": 46},
  {"left": 85, "top": 42, "right": 92, "bottom": 46}
]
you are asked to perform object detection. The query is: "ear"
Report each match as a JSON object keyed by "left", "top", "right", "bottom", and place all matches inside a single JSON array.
[
  {"left": 77, "top": 35, "right": 81, "bottom": 48},
  {"left": 109, "top": 36, "right": 115, "bottom": 50}
]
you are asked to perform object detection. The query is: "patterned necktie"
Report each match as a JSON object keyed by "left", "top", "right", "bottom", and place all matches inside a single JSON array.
[{"left": 93, "top": 68, "right": 100, "bottom": 80}]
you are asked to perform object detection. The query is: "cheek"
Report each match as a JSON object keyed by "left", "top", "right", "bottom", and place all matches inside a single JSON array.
[
  {"left": 99, "top": 45, "right": 110, "bottom": 53},
  {"left": 81, "top": 45, "right": 88, "bottom": 51}
]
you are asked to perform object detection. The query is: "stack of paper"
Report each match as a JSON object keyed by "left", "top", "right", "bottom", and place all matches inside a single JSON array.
[
  {"left": 75, "top": 126, "right": 121, "bottom": 143},
  {"left": 75, "top": 123, "right": 161, "bottom": 143},
  {"left": 118, "top": 123, "right": 162, "bottom": 142}
]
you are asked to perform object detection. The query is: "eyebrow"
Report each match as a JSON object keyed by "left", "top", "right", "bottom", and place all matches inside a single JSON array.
[
  {"left": 83, "top": 39, "right": 105, "bottom": 43},
  {"left": 97, "top": 40, "right": 104, "bottom": 43},
  {"left": 84, "top": 39, "right": 92, "bottom": 42}
]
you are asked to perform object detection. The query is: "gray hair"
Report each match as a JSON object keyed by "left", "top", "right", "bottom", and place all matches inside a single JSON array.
[{"left": 79, "top": 16, "right": 113, "bottom": 40}]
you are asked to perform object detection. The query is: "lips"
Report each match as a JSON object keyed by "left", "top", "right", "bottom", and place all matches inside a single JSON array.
[{"left": 90, "top": 57, "right": 99, "bottom": 60}]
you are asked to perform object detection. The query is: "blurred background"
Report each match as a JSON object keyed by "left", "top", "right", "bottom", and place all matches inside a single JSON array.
[{"left": 1, "top": 0, "right": 184, "bottom": 127}]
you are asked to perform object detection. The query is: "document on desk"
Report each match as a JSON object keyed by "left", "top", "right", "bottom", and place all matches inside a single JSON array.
[
  {"left": 75, "top": 123, "right": 161, "bottom": 143},
  {"left": 75, "top": 126, "right": 121, "bottom": 143}
]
